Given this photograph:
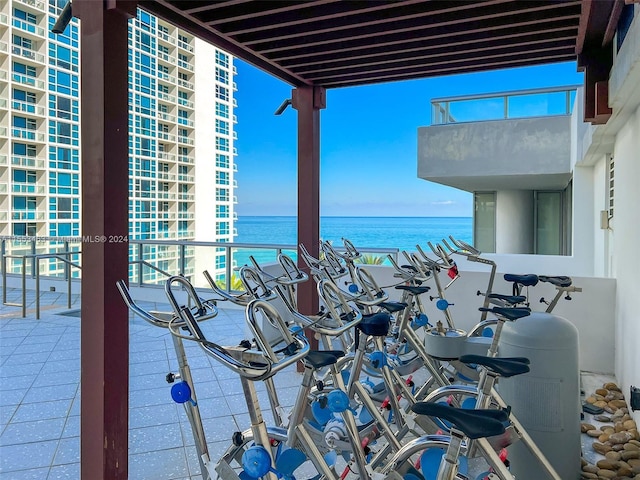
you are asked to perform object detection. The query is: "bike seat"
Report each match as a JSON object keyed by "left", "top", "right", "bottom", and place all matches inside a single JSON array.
[
  {"left": 357, "top": 312, "right": 391, "bottom": 336},
  {"left": 303, "top": 350, "right": 345, "bottom": 369},
  {"left": 503, "top": 274, "right": 538, "bottom": 286},
  {"left": 379, "top": 301, "right": 407, "bottom": 313},
  {"left": 479, "top": 306, "right": 530, "bottom": 321},
  {"left": 395, "top": 285, "right": 431, "bottom": 295},
  {"left": 459, "top": 355, "right": 530, "bottom": 378},
  {"left": 411, "top": 403, "right": 507, "bottom": 439},
  {"left": 487, "top": 293, "right": 526, "bottom": 304},
  {"left": 538, "top": 275, "right": 572, "bottom": 287}
]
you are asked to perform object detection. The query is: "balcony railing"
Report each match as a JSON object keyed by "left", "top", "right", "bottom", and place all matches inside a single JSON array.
[
  {"left": 12, "top": 183, "right": 45, "bottom": 194},
  {"left": 157, "top": 172, "right": 176, "bottom": 181},
  {"left": 157, "top": 92, "right": 176, "bottom": 103},
  {"left": 177, "top": 230, "right": 194, "bottom": 237},
  {"left": 178, "top": 136, "right": 194, "bottom": 145},
  {"left": 158, "top": 31, "right": 176, "bottom": 45},
  {"left": 157, "top": 132, "right": 176, "bottom": 142},
  {"left": 0, "top": 212, "right": 7, "bottom": 221},
  {"left": 12, "top": 45, "right": 45, "bottom": 64},
  {"left": 178, "top": 118, "right": 194, "bottom": 127},
  {"left": 12, "top": 73, "right": 45, "bottom": 90},
  {"left": 177, "top": 40, "right": 194, "bottom": 52},
  {"left": 12, "top": 19, "right": 45, "bottom": 36},
  {"left": 0, "top": 184, "right": 6, "bottom": 193},
  {"left": 0, "top": 41, "right": 7, "bottom": 54},
  {"left": 0, "top": 127, "right": 6, "bottom": 137},
  {"left": 0, "top": 71, "right": 7, "bottom": 81},
  {"left": 157, "top": 112, "right": 176, "bottom": 123},
  {"left": 157, "top": 51, "right": 175, "bottom": 65},
  {"left": 431, "top": 85, "right": 580, "bottom": 125},
  {"left": 12, "top": 100, "right": 45, "bottom": 116},
  {"left": 178, "top": 193, "right": 194, "bottom": 201},
  {"left": 12, "top": 128, "right": 45, "bottom": 142},
  {"left": 177, "top": 212, "right": 195, "bottom": 220},
  {"left": 178, "top": 78, "right": 194, "bottom": 90},
  {"left": 178, "top": 98, "right": 194, "bottom": 109},
  {"left": 157, "top": 71, "right": 177, "bottom": 84},
  {"left": 178, "top": 155, "right": 194, "bottom": 164},
  {"left": 0, "top": 155, "right": 6, "bottom": 165},
  {"left": 12, "top": 156, "right": 46, "bottom": 168},
  {"left": 177, "top": 60, "right": 194, "bottom": 72},
  {"left": 11, "top": 211, "right": 45, "bottom": 221},
  {"left": 156, "top": 212, "right": 176, "bottom": 220},
  {"left": 16, "top": 0, "right": 46, "bottom": 11},
  {"left": 0, "top": 14, "right": 8, "bottom": 26},
  {"left": 158, "top": 152, "right": 176, "bottom": 162},
  {"left": 157, "top": 192, "right": 176, "bottom": 200},
  {"left": 178, "top": 174, "right": 194, "bottom": 183}
]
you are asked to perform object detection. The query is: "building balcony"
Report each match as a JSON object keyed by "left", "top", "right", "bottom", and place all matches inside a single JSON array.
[
  {"left": 177, "top": 193, "right": 194, "bottom": 201},
  {"left": 11, "top": 100, "right": 46, "bottom": 116},
  {"left": 12, "top": 19, "right": 45, "bottom": 37},
  {"left": 156, "top": 211, "right": 176, "bottom": 220},
  {"left": 157, "top": 51, "right": 175, "bottom": 65},
  {"left": 177, "top": 118, "right": 194, "bottom": 128},
  {"left": 0, "top": 211, "right": 7, "bottom": 221},
  {"left": 12, "top": 128, "right": 46, "bottom": 143},
  {"left": 233, "top": 114, "right": 238, "bottom": 124},
  {"left": 156, "top": 192, "right": 176, "bottom": 200},
  {"left": 0, "top": 127, "right": 6, "bottom": 137},
  {"left": 12, "top": 73, "right": 45, "bottom": 90},
  {"left": 12, "top": 183, "right": 45, "bottom": 194},
  {"left": 157, "top": 172, "right": 176, "bottom": 181},
  {"left": 177, "top": 98, "right": 194, "bottom": 109},
  {"left": 15, "top": 0, "right": 46, "bottom": 11},
  {"left": 177, "top": 40, "right": 194, "bottom": 53},
  {"left": 177, "top": 212, "right": 194, "bottom": 220},
  {"left": 0, "top": 13, "right": 8, "bottom": 26},
  {"left": 177, "top": 78, "right": 194, "bottom": 90},
  {"left": 12, "top": 156, "right": 46, "bottom": 168},
  {"left": 177, "top": 174, "right": 194, "bottom": 183},
  {"left": 157, "top": 30, "right": 176, "bottom": 45},
  {"left": 0, "top": 154, "right": 7, "bottom": 165},
  {"left": 157, "top": 111, "right": 176, "bottom": 123},
  {"left": 12, "top": 45, "right": 46, "bottom": 64},
  {"left": 177, "top": 60, "right": 194, "bottom": 72},
  {"left": 157, "top": 152, "right": 176, "bottom": 162},
  {"left": 0, "top": 41, "right": 8, "bottom": 55},
  {"left": 11, "top": 211, "right": 45, "bottom": 221},
  {"left": 177, "top": 155, "right": 193, "bottom": 164},
  {"left": 0, "top": 71, "right": 7, "bottom": 82},
  {"left": 177, "top": 136, "right": 193, "bottom": 146},
  {"left": 157, "top": 92, "right": 176, "bottom": 103},
  {"left": 0, "top": 183, "right": 6, "bottom": 193},
  {"left": 418, "top": 87, "right": 576, "bottom": 192},
  {"left": 177, "top": 229, "right": 194, "bottom": 237},
  {"left": 157, "top": 132, "right": 176, "bottom": 142}
]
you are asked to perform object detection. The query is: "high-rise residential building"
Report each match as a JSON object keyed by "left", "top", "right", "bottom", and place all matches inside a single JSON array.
[{"left": 0, "top": 1, "right": 237, "bottom": 283}]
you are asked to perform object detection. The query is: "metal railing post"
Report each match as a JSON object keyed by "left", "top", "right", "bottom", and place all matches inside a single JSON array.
[
  {"left": 225, "top": 245, "right": 232, "bottom": 293},
  {"left": 137, "top": 243, "right": 143, "bottom": 287},
  {"left": 1, "top": 240, "right": 6, "bottom": 304},
  {"left": 30, "top": 240, "right": 36, "bottom": 278},
  {"left": 35, "top": 257, "right": 40, "bottom": 319},
  {"left": 179, "top": 244, "right": 186, "bottom": 276},
  {"left": 67, "top": 253, "right": 72, "bottom": 309},
  {"left": 21, "top": 255, "right": 26, "bottom": 318}
]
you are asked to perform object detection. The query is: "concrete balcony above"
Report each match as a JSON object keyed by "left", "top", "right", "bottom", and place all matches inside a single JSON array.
[{"left": 419, "top": 87, "right": 577, "bottom": 192}]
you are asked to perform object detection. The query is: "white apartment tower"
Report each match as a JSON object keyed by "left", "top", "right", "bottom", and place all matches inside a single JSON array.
[{"left": 0, "top": 1, "right": 237, "bottom": 282}]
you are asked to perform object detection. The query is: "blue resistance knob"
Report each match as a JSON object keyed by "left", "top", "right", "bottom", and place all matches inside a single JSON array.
[
  {"left": 436, "top": 299, "right": 451, "bottom": 311},
  {"left": 348, "top": 284, "right": 359, "bottom": 293},
  {"left": 170, "top": 381, "right": 195, "bottom": 406},
  {"left": 368, "top": 350, "right": 387, "bottom": 369},
  {"left": 412, "top": 313, "right": 429, "bottom": 328},
  {"left": 327, "top": 389, "right": 351, "bottom": 413},
  {"left": 241, "top": 446, "right": 272, "bottom": 478}
]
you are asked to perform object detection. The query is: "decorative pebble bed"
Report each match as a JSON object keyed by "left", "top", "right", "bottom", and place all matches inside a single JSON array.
[{"left": 580, "top": 382, "right": 640, "bottom": 479}]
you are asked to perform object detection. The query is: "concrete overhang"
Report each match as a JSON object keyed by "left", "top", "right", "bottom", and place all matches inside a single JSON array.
[{"left": 418, "top": 115, "right": 572, "bottom": 192}]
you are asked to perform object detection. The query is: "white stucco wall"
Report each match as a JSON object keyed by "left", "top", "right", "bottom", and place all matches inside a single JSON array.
[{"left": 610, "top": 104, "right": 640, "bottom": 420}]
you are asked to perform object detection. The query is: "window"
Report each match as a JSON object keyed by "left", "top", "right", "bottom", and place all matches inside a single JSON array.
[
  {"left": 215, "top": 119, "right": 229, "bottom": 135},
  {"left": 13, "top": 223, "right": 37, "bottom": 236},
  {"left": 216, "top": 154, "right": 229, "bottom": 168},
  {"left": 178, "top": 109, "right": 189, "bottom": 125},
  {"left": 215, "top": 50, "right": 229, "bottom": 68},
  {"left": 56, "top": 197, "right": 72, "bottom": 219},
  {"left": 215, "top": 67, "right": 228, "bottom": 84},
  {"left": 13, "top": 143, "right": 37, "bottom": 157},
  {"left": 473, "top": 192, "right": 496, "bottom": 253},
  {"left": 216, "top": 205, "right": 228, "bottom": 218},
  {"left": 13, "top": 61, "right": 37, "bottom": 77},
  {"left": 216, "top": 171, "right": 229, "bottom": 185},
  {"left": 13, "top": 89, "right": 36, "bottom": 103},
  {"left": 215, "top": 85, "right": 229, "bottom": 102},
  {"left": 13, "top": 196, "right": 36, "bottom": 210},
  {"left": 14, "top": 9, "right": 37, "bottom": 24},
  {"left": 216, "top": 102, "right": 229, "bottom": 118},
  {"left": 216, "top": 188, "right": 229, "bottom": 202},
  {"left": 13, "top": 169, "right": 37, "bottom": 183},
  {"left": 216, "top": 222, "right": 230, "bottom": 235},
  {"left": 216, "top": 137, "right": 229, "bottom": 152},
  {"left": 534, "top": 191, "right": 564, "bottom": 255},
  {"left": 12, "top": 34, "right": 33, "bottom": 49}
]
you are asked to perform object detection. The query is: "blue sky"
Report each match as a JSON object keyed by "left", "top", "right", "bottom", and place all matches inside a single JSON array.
[{"left": 233, "top": 61, "right": 583, "bottom": 217}]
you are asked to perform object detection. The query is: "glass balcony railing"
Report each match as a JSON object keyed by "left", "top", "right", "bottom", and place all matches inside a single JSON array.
[
  {"left": 178, "top": 155, "right": 194, "bottom": 164},
  {"left": 178, "top": 174, "right": 194, "bottom": 183},
  {"left": 12, "top": 73, "right": 45, "bottom": 90},
  {"left": 178, "top": 98, "right": 194, "bottom": 109},
  {"left": 12, "top": 183, "right": 45, "bottom": 194},
  {"left": 12, "top": 100, "right": 45, "bottom": 116},
  {"left": 157, "top": 71, "right": 176, "bottom": 83},
  {"left": 12, "top": 45, "right": 46, "bottom": 63},
  {"left": 431, "top": 86, "right": 580, "bottom": 125},
  {"left": 12, "top": 128, "right": 45, "bottom": 142},
  {"left": 157, "top": 172, "right": 176, "bottom": 181},
  {"left": 0, "top": 184, "right": 7, "bottom": 193},
  {"left": 157, "top": 92, "right": 176, "bottom": 103},
  {"left": 158, "top": 152, "right": 176, "bottom": 161},
  {"left": 157, "top": 112, "right": 176, "bottom": 123},
  {"left": 16, "top": 0, "right": 46, "bottom": 11},
  {"left": 12, "top": 19, "right": 45, "bottom": 37},
  {"left": 158, "top": 31, "right": 176, "bottom": 45},
  {"left": 177, "top": 212, "right": 194, "bottom": 220},
  {"left": 11, "top": 211, "right": 45, "bottom": 221},
  {"left": 178, "top": 193, "right": 194, "bottom": 201},
  {"left": 0, "top": 212, "right": 7, "bottom": 221},
  {"left": 157, "top": 192, "right": 176, "bottom": 200},
  {"left": 177, "top": 78, "right": 194, "bottom": 90},
  {"left": 177, "top": 60, "right": 194, "bottom": 72},
  {"left": 177, "top": 40, "right": 194, "bottom": 53},
  {"left": 178, "top": 117, "right": 194, "bottom": 127},
  {"left": 157, "top": 132, "right": 176, "bottom": 142},
  {"left": 0, "top": 127, "right": 6, "bottom": 137},
  {"left": 0, "top": 41, "right": 8, "bottom": 53},
  {"left": 0, "top": 14, "right": 8, "bottom": 26},
  {"left": 0, "top": 71, "right": 7, "bottom": 81},
  {"left": 12, "top": 156, "right": 46, "bottom": 168},
  {"left": 157, "top": 51, "right": 175, "bottom": 65},
  {"left": 0, "top": 155, "right": 7, "bottom": 165},
  {"left": 178, "top": 136, "right": 193, "bottom": 145}
]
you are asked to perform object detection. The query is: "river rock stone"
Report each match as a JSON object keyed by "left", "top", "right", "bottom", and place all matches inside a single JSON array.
[
  {"left": 619, "top": 465, "right": 633, "bottom": 477},
  {"left": 597, "top": 459, "right": 619, "bottom": 470},
  {"left": 604, "top": 382, "right": 621, "bottom": 392},
  {"left": 580, "top": 473, "right": 597, "bottom": 479},
  {"left": 597, "top": 468, "right": 617, "bottom": 478},
  {"left": 610, "top": 400, "right": 628, "bottom": 410},
  {"left": 600, "top": 434, "right": 611, "bottom": 443},
  {"left": 625, "top": 442, "right": 640, "bottom": 451},
  {"left": 629, "top": 429, "right": 640, "bottom": 441},
  {"left": 606, "top": 452, "right": 623, "bottom": 461},
  {"left": 596, "top": 415, "right": 613, "bottom": 422},
  {"left": 594, "top": 442, "right": 614, "bottom": 454},
  {"left": 597, "top": 388, "right": 610, "bottom": 396},
  {"left": 605, "top": 427, "right": 617, "bottom": 435},
  {"left": 595, "top": 400, "right": 609, "bottom": 408},
  {"left": 613, "top": 443, "right": 626, "bottom": 451},
  {"left": 605, "top": 405, "right": 617, "bottom": 414},
  {"left": 610, "top": 432, "right": 634, "bottom": 444},
  {"left": 584, "top": 423, "right": 598, "bottom": 433},
  {"left": 629, "top": 458, "right": 640, "bottom": 467},
  {"left": 622, "top": 451, "right": 640, "bottom": 461},
  {"left": 588, "top": 429, "right": 604, "bottom": 438},
  {"left": 616, "top": 422, "right": 628, "bottom": 433},
  {"left": 630, "top": 440, "right": 640, "bottom": 447}
]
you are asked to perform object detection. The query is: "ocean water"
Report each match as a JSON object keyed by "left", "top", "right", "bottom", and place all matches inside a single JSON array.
[{"left": 232, "top": 216, "right": 472, "bottom": 267}]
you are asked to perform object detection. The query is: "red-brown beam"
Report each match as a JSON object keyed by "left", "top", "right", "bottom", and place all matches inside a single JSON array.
[{"left": 75, "top": 1, "right": 136, "bottom": 478}]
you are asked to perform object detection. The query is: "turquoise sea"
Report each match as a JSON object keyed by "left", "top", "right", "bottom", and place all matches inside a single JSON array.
[{"left": 232, "top": 216, "right": 472, "bottom": 267}]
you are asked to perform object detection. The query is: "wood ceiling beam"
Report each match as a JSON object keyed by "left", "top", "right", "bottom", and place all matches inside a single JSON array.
[
  {"left": 183, "top": 0, "right": 251, "bottom": 15},
  {"left": 201, "top": 0, "right": 338, "bottom": 26}
]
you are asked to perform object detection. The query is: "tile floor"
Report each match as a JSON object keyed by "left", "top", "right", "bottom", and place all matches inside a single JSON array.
[{"left": 0, "top": 287, "right": 616, "bottom": 480}]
